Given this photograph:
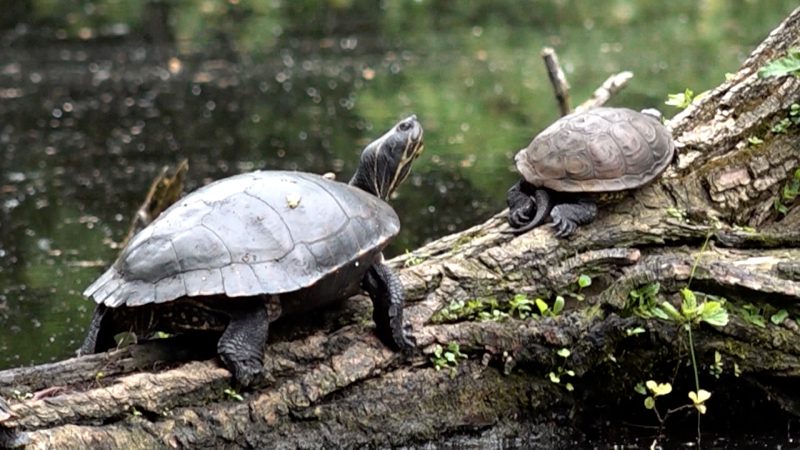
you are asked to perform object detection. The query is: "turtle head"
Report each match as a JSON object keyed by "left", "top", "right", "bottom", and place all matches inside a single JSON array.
[{"left": 350, "top": 115, "right": 424, "bottom": 201}]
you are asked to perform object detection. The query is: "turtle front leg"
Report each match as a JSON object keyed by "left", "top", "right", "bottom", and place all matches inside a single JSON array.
[
  {"left": 363, "top": 260, "right": 416, "bottom": 352},
  {"left": 218, "top": 298, "right": 269, "bottom": 387},
  {"left": 78, "top": 304, "right": 118, "bottom": 355},
  {"left": 550, "top": 198, "right": 598, "bottom": 238},
  {"left": 507, "top": 179, "right": 536, "bottom": 228}
]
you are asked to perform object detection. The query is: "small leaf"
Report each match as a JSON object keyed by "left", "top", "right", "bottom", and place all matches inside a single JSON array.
[
  {"left": 552, "top": 296, "right": 565, "bottom": 314},
  {"left": 771, "top": 309, "right": 789, "bottom": 325},
  {"left": 646, "top": 381, "right": 672, "bottom": 397},
  {"left": 689, "top": 389, "right": 712, "bottom": 404},
  {"left": 644, "top": 396, "right": 656, "bottom": 410},
  {"left": 694, "top": 403, "right": 708, "bottom": 414},
  {"left": 688, "top": 390, "right": 711, "bottom": 415},
  {"left": 665, "top": 207, "right": 686, "bottom": 219},
  {"left": 626, "top": 327, "right": 645, "bottom": 336},
  {"left": 535, "top": 298, "right": 549, "bottom": 314},
  {"left": 680, "top": 288, "right": 697, "bottom": 315},
  {"left": 565, "top": 382, "right": 574, "bottom": 392},
  {"left": 565, "top": 370, "right": 575, "bottom": 377},
  {"left": 758, "top": 48, "right": 800, "bottom": 78},
  {"left": 634, "top": 383, "right": 647, "bottom": 396},
  {"left": 557, "top": 348, "right": 571, "bottom": 358},
  {"left": 224, "top": 388, "right": 244, "bottom": 402},
  {"left": 658, "top": 302, "right": 684, "bottom": 322},
  {"left": 700, "top": 301, "right": 729, "bottom": 327},
  {"left": 578, "top": 274, "right": 592, "bottom": 289},
  {"left": 548, "top": 372, "right": 561, "bottom": 383},
  {"left": 747, "top": 135, "right": 764, "bottom": 146},
  {"left": 665, "top": 89, "right": 694, "bottom": 109}
]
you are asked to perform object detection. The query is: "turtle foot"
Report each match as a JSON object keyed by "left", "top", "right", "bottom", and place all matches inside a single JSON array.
[
  {"left": 221, "top": 355, "right": 263, "bottom": 387},
  {"left": 550, "top": 201, "right": 597, "bottom": 238},
  {"left": 217, "top": 299, "right": 269, "bottom": 387}
]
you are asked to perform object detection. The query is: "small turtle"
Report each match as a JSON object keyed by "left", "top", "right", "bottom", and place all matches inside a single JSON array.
[
  {"left": 507, "top": 107, "right": 674, "bottom": 237},
  {"left": 80, "top": 116, "right": 423, "bottom": 386}
]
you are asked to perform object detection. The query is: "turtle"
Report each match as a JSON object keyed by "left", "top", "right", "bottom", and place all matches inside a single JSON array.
[
  {"left": 506, "top": 107, "right": 675, "bottom": 237},
  {"left": 80, "top": 115, "right": 424, "bottom": 386}
]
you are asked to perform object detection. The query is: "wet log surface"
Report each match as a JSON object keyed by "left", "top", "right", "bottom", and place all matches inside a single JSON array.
[{"left": 2, "top": 7, "right": 800, "bottom": 449}]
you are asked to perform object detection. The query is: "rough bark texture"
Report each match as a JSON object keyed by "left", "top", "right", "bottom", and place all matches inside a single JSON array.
[{"left": 2, "top": 8, "right": 800, "bottom": 449}]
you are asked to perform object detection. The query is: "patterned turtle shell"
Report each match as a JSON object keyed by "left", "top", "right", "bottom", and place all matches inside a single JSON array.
[
  {"left": 515, "top": 107, "right": 675, "bottom": 192},
  {"left": 84, "top": 171, "right": 399, "bottom": 308}
]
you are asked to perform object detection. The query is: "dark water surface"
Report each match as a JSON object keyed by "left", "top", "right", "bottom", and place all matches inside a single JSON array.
[{"left": 0, "top": 0, "right": 796, "bottom": 405}]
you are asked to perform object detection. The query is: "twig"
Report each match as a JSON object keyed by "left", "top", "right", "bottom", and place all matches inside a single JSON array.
[
  {"left": 574, "top": 71, "right": 634, "bottom": 113},
  {"left": 541, "top": 47, "right": 571, "bottom": 117}
]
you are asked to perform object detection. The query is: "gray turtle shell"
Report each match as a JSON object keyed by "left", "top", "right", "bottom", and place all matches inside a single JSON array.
[
  {"left": 515, "top": 107, "right": 675, "bottom": 192},
  {"left": 84, "top": 171, "right": 399, "bottom": 308}
]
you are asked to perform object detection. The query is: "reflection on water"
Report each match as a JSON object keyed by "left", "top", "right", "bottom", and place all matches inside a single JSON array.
[{"left": 0, "top": 1, "right": 796, "bottom": 372}]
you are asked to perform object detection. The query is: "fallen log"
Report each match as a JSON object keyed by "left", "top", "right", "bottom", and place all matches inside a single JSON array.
[{"left": 1, "top": 7, "right": 799, "bottom": 449}]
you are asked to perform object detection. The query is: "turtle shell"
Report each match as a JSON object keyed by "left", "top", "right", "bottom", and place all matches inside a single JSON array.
[
  {"left": 84, "top": 171, "right": 399, "bottom": 308},
  {"left": 514, "top": 107, "right": 674, "bottom": 192}
]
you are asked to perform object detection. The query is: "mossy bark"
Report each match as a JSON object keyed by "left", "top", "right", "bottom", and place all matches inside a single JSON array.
[{"left": 2, "top": 7, "right": 800, "bottom": 449}]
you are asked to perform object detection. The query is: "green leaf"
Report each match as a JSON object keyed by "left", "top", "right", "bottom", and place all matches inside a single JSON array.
[
  {"left": 535, "top": 298, "right": 549, "bottom": 314},
  {"left": 557, "top": 348, "right": 571, "bottom": 358},
  {"left": 565, "top": 370, "right": 575, "bottom": 377},
  {"left": 646, "top": 380, "right": 673, "bottom": 397},
  {"left": 578, "top": 274, "right": 592, "bottom": 289},
  {"left": 747, "top": 136, "right": 764, "bottom": 146},
  {"left": 626, "top": 326, "right": 646, "bottom": 336},
  {"left": 699, "top": 301, "right": 729, "bottom": 327},
  {"left": 771, "top": 309, "right": 789, "bottom": 325},
  {"left": 548, "top": 372, "right": 561, "bottom": 383},
  {"left": 758, "top": 48, "right": 800, "bottom": 78},
  {"left": 658, "top": 301, "right": 684, "bottom": 322},
  {"left": 665, "top": 88, "right": 694, "bottom": 109},
  {"left": 680, "top": 288, "right": 697, "bottom": 316},
  {"left": 444, "top": 352, "right": 456, "bottom": 363},
  {"left": 650, "top": 306, "right": 670, "bottom": 321},
  {"left": 634, "top": 382, "right": 647, "bottom": 396},
  {"left": 644, "top": 396, "right": 656, "bottom": 410},
  {"left": 565, "top": 382, "right": 574, "bottom": 392},
  {"left": 224, "top": 388, "right": 244, "bottom": 402},
  {"left": 552, "top": 296, "right": 565, "bottom": 314}
]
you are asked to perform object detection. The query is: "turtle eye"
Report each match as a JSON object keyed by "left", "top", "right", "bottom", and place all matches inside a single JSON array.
[{"left": 398, "top": 121, "right": 413, "bottom": 132}]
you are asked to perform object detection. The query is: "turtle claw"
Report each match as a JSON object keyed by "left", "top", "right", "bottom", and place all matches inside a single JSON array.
[
  {"left": 508, "top": 207, "right": 533, "bottom": 228},
  {"left": 227, "top": 358, "right": 263, "bottom": 387},
  {"left": 551, "top": 207, "right": 578, "bottom": 238},
  {"left": 552, "top": 219, "right": 577, "bottom": 238}
]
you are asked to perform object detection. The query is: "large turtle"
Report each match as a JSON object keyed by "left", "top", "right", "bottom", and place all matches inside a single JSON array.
[
  {"left": 80, "top": 115, "right": 423, "bottom": 386},
  {"left": 506, "top": 107, "right": 674, "bottom": 237}
]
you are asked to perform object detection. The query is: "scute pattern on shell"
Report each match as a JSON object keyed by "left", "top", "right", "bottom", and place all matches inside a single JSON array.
[
  {"left": 84, "top": 171, "right": 400, "bottom": 308},
  {"left": 515, "top": 107, "right": 674, "bottom": 192}
]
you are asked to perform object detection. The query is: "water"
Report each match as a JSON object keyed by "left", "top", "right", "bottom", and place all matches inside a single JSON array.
[{"left": 0, "top": 0, "right": 796, "bottom": 380}]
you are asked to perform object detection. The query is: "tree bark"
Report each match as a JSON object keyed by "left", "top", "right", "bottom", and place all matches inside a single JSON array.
[{"left": 2, "top": 8, "right": 800, "bottom": 449}]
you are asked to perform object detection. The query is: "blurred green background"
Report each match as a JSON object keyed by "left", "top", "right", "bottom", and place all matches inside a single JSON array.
[{"left": 0, "top": 0, "right": 796, "bottom": 368}]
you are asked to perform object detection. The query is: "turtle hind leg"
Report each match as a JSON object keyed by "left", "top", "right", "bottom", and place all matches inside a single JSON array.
[
  {"left": 506, "top": 188, "right": 554, "bottom": 235},
  {"left": 550, "top": 198, "right": 597, "bottom": 238},
  {"left": 78, "top": 304, "right": 118, "bottom": 355},
  {"left": 217, "top": 299, "right": 269, "bottom": 387},
  {"left": 363, "top": 261, "right": 416, "bottom": 352},
  {"left": 507, "top": 179, "right": 536, "bottom": 228}
]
